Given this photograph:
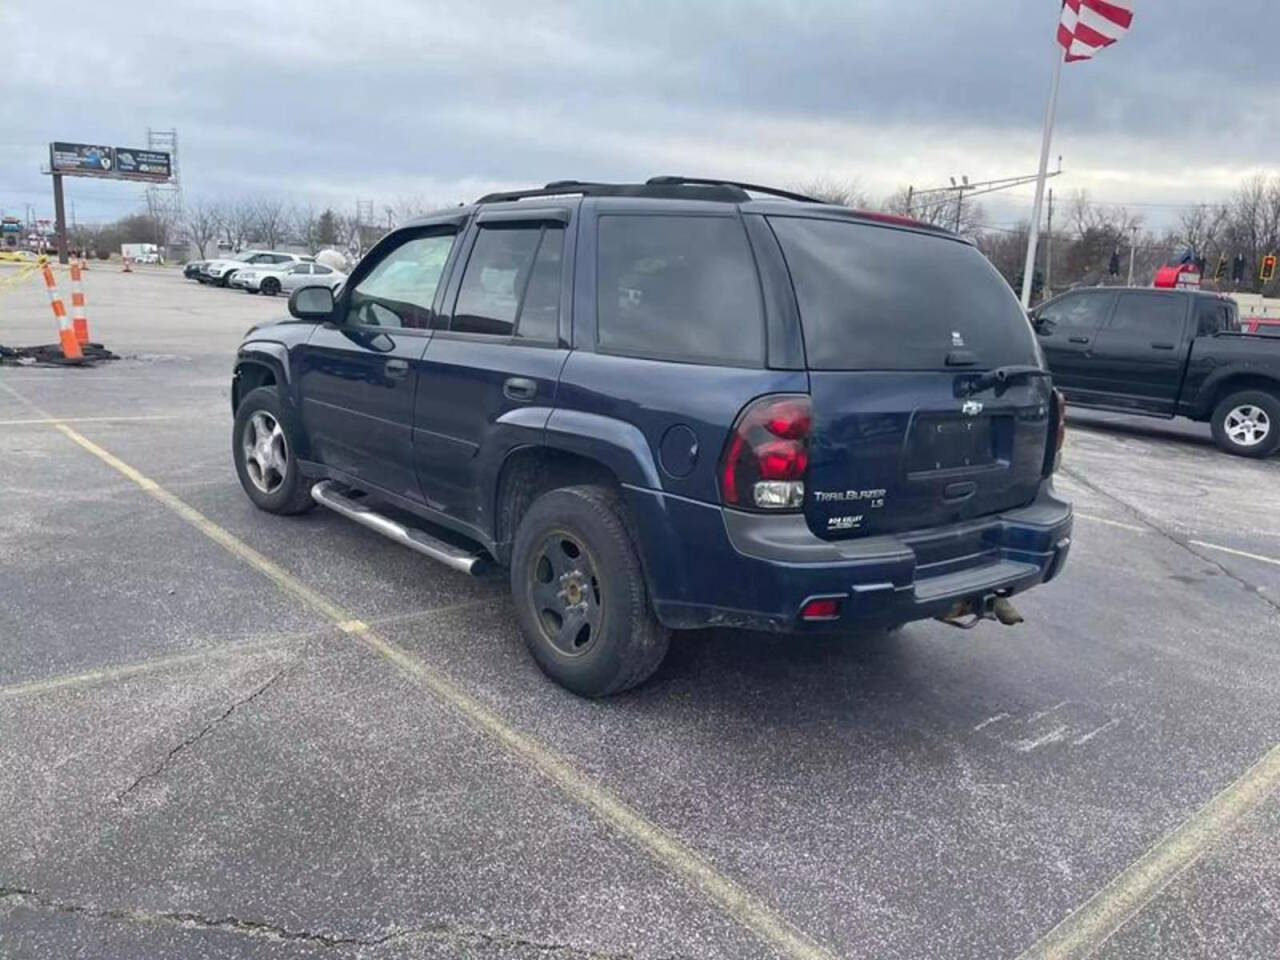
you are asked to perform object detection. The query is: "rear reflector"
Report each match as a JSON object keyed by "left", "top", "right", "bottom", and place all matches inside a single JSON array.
[{"left": 800, "top": 596, "right": 843, "bottom": 621}]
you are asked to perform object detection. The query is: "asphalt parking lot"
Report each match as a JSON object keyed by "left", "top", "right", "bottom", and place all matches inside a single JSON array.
[{"left": 2, "top": 264, "right": 1278, "bottom": 960}]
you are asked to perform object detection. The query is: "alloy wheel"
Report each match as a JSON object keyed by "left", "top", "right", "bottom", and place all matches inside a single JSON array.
[
  {"left": 243, "top": 410, "right": 289, "bottom": 493},
  {"left": 1225, "top": 404, "right": 1271, "bottom": 447}
]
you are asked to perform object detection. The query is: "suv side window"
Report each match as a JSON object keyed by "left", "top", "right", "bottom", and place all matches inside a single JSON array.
[
  {"left": 452, "top": 224, "right": 564, "bottom": 340},
  {"left": 345, "top": 232, "right": 456, "bottom": 329},
  {"left": 1108, "top": 292, "right": 1183, "bottom": 339},
  {"left": 596, "top": 215, "right": 763, "bottom": 365},
  {"left": 1036, "top": 292, "right": 1113, "bottom": 335}
]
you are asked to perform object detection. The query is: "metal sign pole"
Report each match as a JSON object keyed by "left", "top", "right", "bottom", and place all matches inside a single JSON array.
[{"left": 51, "top": 173, "right": 69, "bottom": 265}]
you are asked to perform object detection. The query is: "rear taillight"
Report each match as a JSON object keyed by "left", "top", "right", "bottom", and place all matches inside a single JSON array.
[
  {"left": 720, "top": 395, "right": 811, "bottom": 510},
  {"left": 1045, "top": 388, "right": 1066, "bottom": 474}
]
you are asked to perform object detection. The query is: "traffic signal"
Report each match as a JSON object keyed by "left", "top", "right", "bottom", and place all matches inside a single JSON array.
[
  {"left": 1263, "top": 254, "right": 1278, "bottom": 284},
  {"left": 1214, "top": 255, "right": 1227, "bottom": 281}
]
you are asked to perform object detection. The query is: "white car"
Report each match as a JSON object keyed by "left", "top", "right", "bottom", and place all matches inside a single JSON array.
[
  {"left": 202, "top": 251, "right": 309, "bottom": 287},
  {"left": 234, "top": 261, "right": 347, "bottom": 296}
]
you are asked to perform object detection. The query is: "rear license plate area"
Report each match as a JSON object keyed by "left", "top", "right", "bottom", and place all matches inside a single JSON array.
[{"left": 907, "top": 416, "right": 996, "bottom": 473}]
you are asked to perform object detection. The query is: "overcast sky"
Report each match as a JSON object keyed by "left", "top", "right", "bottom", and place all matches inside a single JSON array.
[{"left": 2, "top": 0, "right": 1276, "bottom": 230}]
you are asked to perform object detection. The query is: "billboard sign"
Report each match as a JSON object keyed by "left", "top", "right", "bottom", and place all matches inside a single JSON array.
[
  {"left": 48, "top": 141, "right": 172, "bottom": 182},
  {"left": 114, "top": 147, "right": 172, "bottom": 181},
  {"left": 50, "top": 142, "right": 116, "bottom": 176}
]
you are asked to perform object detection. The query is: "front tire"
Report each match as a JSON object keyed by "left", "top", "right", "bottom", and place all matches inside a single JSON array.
[
  {"left": 510, "top": 485, "right": 669, "bottom": 697},
  {"left": 232, "top": 386, "right": 315, "bottom": 514},
  {"left": 1210, "top": 390, "right": 1280, "bottom": 458},
  {"left": 261, "top": 277, "right": 280, "bottom": 296}
]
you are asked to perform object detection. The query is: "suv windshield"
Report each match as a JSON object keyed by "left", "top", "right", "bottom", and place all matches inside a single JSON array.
[{"left": 769, "top": 217, "right": 1039, "bottom": 371}]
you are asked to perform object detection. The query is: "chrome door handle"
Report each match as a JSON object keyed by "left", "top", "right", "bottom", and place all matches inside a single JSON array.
[
  {"left": 385, "top": 358, "right": 409, "bottom": 379},
  {"left": 504, "top": 377, "right": 537, "bottom": 402}
]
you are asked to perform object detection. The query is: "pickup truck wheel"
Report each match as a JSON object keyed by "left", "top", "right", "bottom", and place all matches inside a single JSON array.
[
  {"left": 1211, "top": 391, "right": 1280, "bottom": 458},
  {"left": 232, "top": 386, "right": 315, "bottom": 514},
  {"left": 510, "top": 485, "right": 669, "bottom": 697}
]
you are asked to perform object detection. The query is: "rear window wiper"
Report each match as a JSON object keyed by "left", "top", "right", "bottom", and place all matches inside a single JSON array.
[{"left": 957, "top": 364, "right": 1049, "bottom": 397}]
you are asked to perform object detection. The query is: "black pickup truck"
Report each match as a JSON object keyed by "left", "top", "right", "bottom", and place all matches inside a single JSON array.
[{"left": 1032, "top": 287, "right": 1280, "bottom": 457}]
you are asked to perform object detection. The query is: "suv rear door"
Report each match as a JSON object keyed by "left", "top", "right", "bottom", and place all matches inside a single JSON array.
[
  {"left": 411, "top": 207, "right": 574, "bottom": 528},
  {"left": 766, "top": 214, "right": 1052, "bottom": 541},
  {"left": 1087, "top": 290, "right": 1190, "bottom": 413}
]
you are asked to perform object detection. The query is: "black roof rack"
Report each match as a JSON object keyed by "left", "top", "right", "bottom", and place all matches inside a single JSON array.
[
  {"left": 475, "top": 177, "right": 829, "bottom": 206},
  {"left": 644, "top": 176, "right": 828, "bottom": 204}
]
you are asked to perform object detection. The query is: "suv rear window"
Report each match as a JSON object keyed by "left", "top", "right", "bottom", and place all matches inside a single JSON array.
[
  {"left": 768, "top": 217, "right": 1039, "bottom": 371},
  {"left": 597, "top": 215, "right": 763, "bottom": 366}
]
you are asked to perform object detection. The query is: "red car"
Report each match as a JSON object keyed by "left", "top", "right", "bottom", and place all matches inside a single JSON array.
[{"left": 1241, "top": 317, "right": 1280, "bottom": 337}]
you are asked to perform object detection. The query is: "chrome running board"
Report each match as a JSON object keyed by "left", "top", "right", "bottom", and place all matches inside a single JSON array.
[{"left": 311, "top": 480, "right": 486, "bottom": 575}]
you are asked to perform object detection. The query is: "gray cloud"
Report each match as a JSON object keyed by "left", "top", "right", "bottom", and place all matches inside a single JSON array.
[{"left": 1, "top": 0, "right": 1275, "bottom": 227}]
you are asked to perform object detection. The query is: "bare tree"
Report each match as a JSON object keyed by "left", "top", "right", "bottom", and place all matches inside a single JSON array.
[
  {"left": 794, "top": 178, "right": 869, "bottom": 208},
  {"left": 143, "top": 188, "right": 180, "bottom": 249},
  {"left": 333, "top": 212, "right": 363, "bottom": 256},
  {"left": 214, "top": 200, "right": 254, "bottom": 252},
  {"left": 183, "top": 198, "right": 220, "bottom": 259},
  {"left": 252, "top": 198, "right": 289, "bottom": 250},
  {"left": 292, "top": 203, "right": 321, "bottom": 254},
  {"left": 881, "top": 186, "right": 986, "bottom": 235}
]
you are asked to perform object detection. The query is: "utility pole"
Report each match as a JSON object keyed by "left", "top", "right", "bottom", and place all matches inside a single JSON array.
[
  {"left": 1126, "top": 224, "right": 1138, "bottom": 286},
  {"left": 950, "top": 176, "right": 969, "bottom": 233},
  {"left": 905, "top": 186, "right": 914, "bottom": 218},
  {"left": 1044, "top": 189, "right": 1053, "bottom": 297}
]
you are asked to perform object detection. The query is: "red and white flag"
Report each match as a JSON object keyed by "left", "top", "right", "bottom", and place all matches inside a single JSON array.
[{"left": 1057, "top": 0, "right": 1134, "bottom": 62}]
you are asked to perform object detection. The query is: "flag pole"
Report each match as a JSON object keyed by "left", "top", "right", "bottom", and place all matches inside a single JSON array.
[{"left": 1020, "top": 42, "right": 1065, "bottom": 309}]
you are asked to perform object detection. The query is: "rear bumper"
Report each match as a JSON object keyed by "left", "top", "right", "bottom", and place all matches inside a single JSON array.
[{"left": 624, "top": 482, "right": 1072, "bottom": 632}]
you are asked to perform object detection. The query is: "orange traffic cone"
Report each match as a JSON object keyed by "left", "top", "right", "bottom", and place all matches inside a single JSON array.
[
  {"left": 41, "top": 260, "right": 82, "bottom": 360},
  {"left": 70, "top": 257, "right": 90, "bottom": 344}
]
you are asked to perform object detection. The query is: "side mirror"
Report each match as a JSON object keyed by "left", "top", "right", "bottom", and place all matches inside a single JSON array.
[{"left": 289, "top": 284, "right": 335, "bottom": 320}]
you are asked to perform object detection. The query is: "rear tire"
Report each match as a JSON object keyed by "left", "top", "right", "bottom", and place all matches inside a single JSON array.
[
  {"left": 232, "top": 386, "right": 315, "bottom": 515},
  {"left": 1210, "top": 390, "right": 1280, "bottom": 458},
  {"left": 510, "top": 485, "right": 669, "bottom": 697}
]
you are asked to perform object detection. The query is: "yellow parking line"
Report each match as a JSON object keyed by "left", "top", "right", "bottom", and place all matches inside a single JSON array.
[
  {"left": 0, "top": 602, "right": 496, "bottom": 703},
  {"left": 46, "top": 419, "right": 835, "bottom": 960},
  {"left": 0, "top": 414, "right": 183, "bottom": 426},
  {"left": 1015, "top": 742, "right": 1280, "bottom": 960},
  {"left": 0, "top": 636, "right": 300, "bottom": 701}
]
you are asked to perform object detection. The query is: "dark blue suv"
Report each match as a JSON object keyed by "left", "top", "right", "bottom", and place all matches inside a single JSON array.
[{"left": 231, "top": 177, "right": 1073, "bottom": 696}]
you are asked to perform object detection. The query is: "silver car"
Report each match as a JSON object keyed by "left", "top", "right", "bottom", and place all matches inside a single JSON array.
[{"left": 236, "top": 261, "right": 347, "bottom": 296}]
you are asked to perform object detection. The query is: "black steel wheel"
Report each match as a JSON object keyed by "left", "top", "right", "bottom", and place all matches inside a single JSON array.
[
  {"left": 528, "top": 530, "right": 604, "bottom": 657},
  {"left": 511, "top": 485, "right": 669, "bottom": 697}
]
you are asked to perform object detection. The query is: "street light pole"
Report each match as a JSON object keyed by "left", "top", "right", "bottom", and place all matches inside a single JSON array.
[{"left": 1127, "top": 225, "right": 1138, "bottom": 286}]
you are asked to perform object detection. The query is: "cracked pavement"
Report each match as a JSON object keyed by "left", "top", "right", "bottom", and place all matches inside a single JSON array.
[{"left": 2, "top": 268, "right": 1279, "bottom": 959}]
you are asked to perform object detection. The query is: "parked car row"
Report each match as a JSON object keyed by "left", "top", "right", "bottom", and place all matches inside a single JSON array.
[{"left": 184, "top": 250, "right": 347, "bottom": 296}]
